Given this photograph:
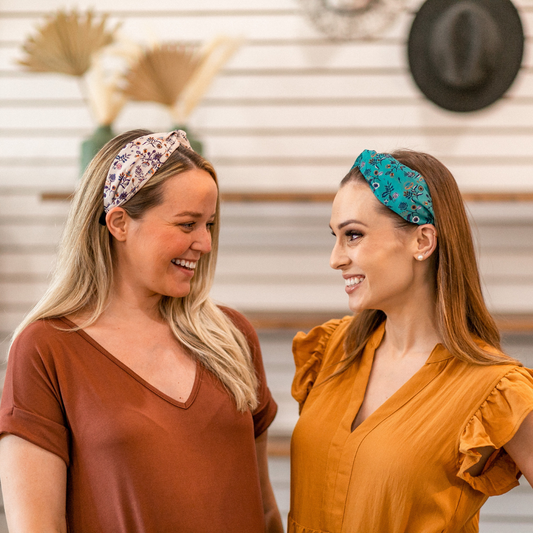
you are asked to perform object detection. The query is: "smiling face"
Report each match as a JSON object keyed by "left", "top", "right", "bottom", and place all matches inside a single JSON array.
[
  {"left": 112, "top": 168, "right": 218, "bottom": 301},
  {"left": 330, "top": 180, "right": 422, "bottom": 314}
]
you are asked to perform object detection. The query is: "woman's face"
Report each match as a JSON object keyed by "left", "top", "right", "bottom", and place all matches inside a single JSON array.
[
  {"left": 115, "top": 168, "right": 217, "bottom": 300},
  {"left": 330, "top": 180, "right": 420, "bottom": 314}
]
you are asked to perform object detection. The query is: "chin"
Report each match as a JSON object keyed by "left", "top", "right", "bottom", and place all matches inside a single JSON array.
[
  {"left": 159, "top": 284, "right": 192, "bottom": 299},
  {"left": 347, "top": 295, "right": 363, "bottom": 313}
]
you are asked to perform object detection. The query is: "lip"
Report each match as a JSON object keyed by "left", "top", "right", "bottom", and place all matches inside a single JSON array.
[
  {"left": 172, "top": 261, "right": 196, "bottom": 278},
  {"left": 345, "top": 282, "right": 362, "bottom": 294},
  {"left": 343, "top": 274, "right": 365, "bottom": 294},
  {"left": 342, "top": 273, "right": 364, "bottom": 280}
]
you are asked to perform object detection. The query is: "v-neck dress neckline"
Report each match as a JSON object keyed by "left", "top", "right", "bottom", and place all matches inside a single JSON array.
[
  {"left": 349, "top": 323, "right": 450, "bottom": 433},
  {"left": 58, "top": 316, "right": 201, "bottom": 409}
]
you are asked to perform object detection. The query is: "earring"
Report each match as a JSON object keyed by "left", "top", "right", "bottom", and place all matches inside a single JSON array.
[{"left": 417, "top": 255, "right": 424, "bottom": 261}]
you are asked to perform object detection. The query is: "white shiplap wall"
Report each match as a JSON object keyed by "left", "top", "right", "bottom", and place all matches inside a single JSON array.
[
  {"left": 1, "top": 2, "right": 533, "bottom": 531},
  {"left": 1, "top": 0, "right": 533, "bottom": 337},
  {"left": 1, "top": 0, "right": 533, "bottom": 330},
  {"left": 1, "top": 0, "right": 533, "bottom": 191}
]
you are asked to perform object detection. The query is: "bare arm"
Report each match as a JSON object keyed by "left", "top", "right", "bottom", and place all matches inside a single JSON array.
[
  {"left": 504, "top": 411, "right": 533, "bottom": 487},
  {"left": 0, "top": 434, "right": 67, "bottom": 533},
  {"left": 255, "top": 431, "right": 284, "bottom": 533}
]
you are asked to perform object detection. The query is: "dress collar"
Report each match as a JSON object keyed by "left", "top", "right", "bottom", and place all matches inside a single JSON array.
[{"left": 368, "top": 321, "right": 453, "bottom": 364}]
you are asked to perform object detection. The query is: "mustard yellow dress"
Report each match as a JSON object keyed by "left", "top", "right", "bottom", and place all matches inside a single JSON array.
[{"left": 289, "top": 318, "right": 533, "bottom": 533}]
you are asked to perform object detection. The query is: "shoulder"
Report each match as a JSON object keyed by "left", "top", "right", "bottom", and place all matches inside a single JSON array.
[
  {"left": 11, "top": 318, "right": 72, "bottom": 354},
  {"left": 291, "top": 316, "right": 352, "bottom": 408},
  {"left": 8, "top": 318, "right": 79, "bottom": 374},
  {"left": 218, "top": 306, "right": 256, "bottom": 338},
  {"left": 293, "top": 316, "right": 352, "bottom": 367},
  {"left": 217, "top": 306, "right": 262, "bottom": 360}
]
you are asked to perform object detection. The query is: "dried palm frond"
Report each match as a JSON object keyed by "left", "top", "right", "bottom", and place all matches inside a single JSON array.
[
  {"left": 122, "top": 43, "right": 201, "bottom": 107},
  {"left": 85, "top": 38, "right": 143, "bottom": 125},
  {"left": 85, "top": 56, "right": 125, "bottom": 125},
  {"left": 171, "top": 36, "right": 243, "bottom": 124},
  {"left": 18, "top": 10, "right": 119, "bottom": 77}
]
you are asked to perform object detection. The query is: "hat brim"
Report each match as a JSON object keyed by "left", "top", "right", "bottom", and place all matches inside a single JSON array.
[{"left": 407, "top": 0, "right": 524, "bottom": 112}]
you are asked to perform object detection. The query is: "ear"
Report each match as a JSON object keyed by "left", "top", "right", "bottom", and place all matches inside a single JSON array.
[
  {"left": 413, "top": 224, "right": 437, "bottom": 262},
  {"left": 106, "top": 207, "right": 129, "bottom": 242}
]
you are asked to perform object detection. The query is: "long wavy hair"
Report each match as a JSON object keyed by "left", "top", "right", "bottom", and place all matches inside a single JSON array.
[
  {"left": 14, "top": 129, "right": 258, "bottom": 411},
  {"left": 337, "top": 149, "right": 519, "bottom": 372}
]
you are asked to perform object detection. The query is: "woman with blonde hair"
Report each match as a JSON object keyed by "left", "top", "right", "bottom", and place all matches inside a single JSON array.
[
  {"left": 289, "top": 149, "right": 533, "bottom": 532},
  {"left": 0, "top": 130, "right": 283, "bottom": 533}
]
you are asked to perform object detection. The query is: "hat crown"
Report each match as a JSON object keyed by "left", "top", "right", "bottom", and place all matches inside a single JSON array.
[{"left": 429, "top": 1, "right": 501, "bottom": 90}]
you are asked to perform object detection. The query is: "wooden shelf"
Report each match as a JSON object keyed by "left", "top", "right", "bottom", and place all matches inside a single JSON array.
[
  {"left": 245, "top": 311, "right": 533, "bottom": 333},
  {"left": 41, "top": 191, "right": 533, "bottom": 203},
  {"left": 267, "top": 436, "right": 291, "bottom": 457}
]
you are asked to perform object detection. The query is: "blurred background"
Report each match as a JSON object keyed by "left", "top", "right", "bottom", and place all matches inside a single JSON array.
[{"left": 1, "top": 0, "right": 533, "bottom": 531}]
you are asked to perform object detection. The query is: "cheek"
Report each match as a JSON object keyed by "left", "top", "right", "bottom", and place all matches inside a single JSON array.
[{"left": 365, "top": 245, "right": 413, "bottom": 283}]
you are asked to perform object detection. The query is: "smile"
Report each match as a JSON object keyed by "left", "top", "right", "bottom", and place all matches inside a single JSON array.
[
  {"left": 344, "top": 276, "right": 365, "bottom": 287},
  {"left": 171, "top": 259, "right": 197, "bottom": 270}
]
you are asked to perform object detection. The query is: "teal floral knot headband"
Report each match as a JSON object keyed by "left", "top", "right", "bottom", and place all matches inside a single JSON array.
[
  {"left": 100, "top": 130, "right": 191, "bottom": 225},
  {"left": 352, "top": 150, "right": 435, "bottom": 225}
]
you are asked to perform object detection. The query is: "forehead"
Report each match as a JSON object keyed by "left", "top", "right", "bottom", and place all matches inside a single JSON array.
[
  {"left": 161, "top": 169, "right": 217, "bottom": 199},
  {"left": 330, "top": 181, "right": 381, "bottom": 224}
]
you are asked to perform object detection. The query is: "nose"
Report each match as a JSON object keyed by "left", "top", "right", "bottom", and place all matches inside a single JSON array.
[
  {"left": 330, "top": 239, "right": 348, "bottom": 270},
  {"left": 191, "top": 226, "right": 212, "bottom": 254}
]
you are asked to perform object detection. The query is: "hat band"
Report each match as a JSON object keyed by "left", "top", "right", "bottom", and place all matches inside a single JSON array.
[{"left": 351, "top": 150, "right": 435, "bottom": 225}]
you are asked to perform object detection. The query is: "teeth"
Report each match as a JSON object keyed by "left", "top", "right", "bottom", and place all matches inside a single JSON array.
[
  {"left": 172, "top": 259, "right": 197, "bottom": 269},
  {"left": 345, "top": 276, "right": 364, "bottom": 287}
]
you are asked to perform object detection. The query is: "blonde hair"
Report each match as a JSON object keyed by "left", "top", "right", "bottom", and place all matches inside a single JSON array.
[
  {"left": 337, "top": 149, "right": 520, "bottom": 374},
  {"left": 14, "top": 129, "right": 258, "bottom": 411}
]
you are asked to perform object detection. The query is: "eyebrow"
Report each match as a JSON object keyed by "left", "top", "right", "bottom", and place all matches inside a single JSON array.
[
  {"left": 173, "top": 211, "right": 215, "bottom": 219},
  {"left": 330, "top": 219, "right": 368, "bottom": 231}
]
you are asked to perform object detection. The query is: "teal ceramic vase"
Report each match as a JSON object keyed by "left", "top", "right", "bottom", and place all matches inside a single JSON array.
[{"left": 80, "top": 124, "right": 115, "bottom": 176}]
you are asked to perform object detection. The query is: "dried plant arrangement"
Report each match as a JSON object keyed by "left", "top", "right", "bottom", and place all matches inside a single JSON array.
[
  {"left": 122, "top": 36, "right": 243, "bottom": 153},
  {"left": 85, "top": 39, "right": 142, "bottom": 126},
  {"left": 18, "top": 9, "right": 127, "bottom": 172},
  {"left": 122, "top": 43, "right": 201, "bottom": 108},
  {"left": 18, "top": 10, "right": 119, "bottom": 77}
]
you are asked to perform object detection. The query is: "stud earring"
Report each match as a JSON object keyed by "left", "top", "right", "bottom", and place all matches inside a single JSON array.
[{"left": 417, "top": 255, "right": 424, "bottom": 261}]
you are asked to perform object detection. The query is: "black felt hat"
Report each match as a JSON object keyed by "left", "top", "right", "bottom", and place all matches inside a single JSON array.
[{"left": 407, "top": 0, "right": 525, "bottom": 112}]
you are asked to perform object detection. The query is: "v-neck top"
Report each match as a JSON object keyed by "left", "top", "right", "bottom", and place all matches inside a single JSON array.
[
  {"left": 0, "top": 307, "right": 277, "bottom": 533},
  {"left": 289, "top": 318, "right": 533, "bottom": 533}
]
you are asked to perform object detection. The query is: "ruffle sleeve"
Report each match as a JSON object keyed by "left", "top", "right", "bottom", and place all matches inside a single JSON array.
[
  {"left": 457, "top": 366, "right": 533, "bottom": 495},
  {"left": 291, "top": 319, "right": 343, "bottom": 411}
]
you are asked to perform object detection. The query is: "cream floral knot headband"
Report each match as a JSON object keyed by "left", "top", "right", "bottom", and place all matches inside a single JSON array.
[{"left": 100, "top": 130, "right": 192, "bottom": 225}]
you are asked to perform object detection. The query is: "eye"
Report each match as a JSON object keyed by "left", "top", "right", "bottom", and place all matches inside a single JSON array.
[
  {"left": 346, "top": 230, "right": 363, "bottom": 242},
  {"left": 180, "top": 222, "right": 195, "bottom": 230},
  {"left": 207, "top": 222, "right": 215, "bottom": 230}
]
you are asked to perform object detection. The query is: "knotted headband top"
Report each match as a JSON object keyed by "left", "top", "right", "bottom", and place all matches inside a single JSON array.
[
  {"left": 100, "top": 130, "right": 192, "bottom": 224},
  {"left": 351, "top": 149, "right": 435, "bottom": 225}
]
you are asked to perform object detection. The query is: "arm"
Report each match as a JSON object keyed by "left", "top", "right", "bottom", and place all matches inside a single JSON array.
[
  {"left": 255, "top": 430, "right": 284, "bottom": 533},
  {"left": 0, "top": 434, "right": 67, "bottom": 533},
  {"left": 504, "top": 411, "right": 533, "bottom": 487}
]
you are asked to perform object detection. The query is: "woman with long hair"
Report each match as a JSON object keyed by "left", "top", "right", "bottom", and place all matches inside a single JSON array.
[
  {"left": 0, "top": 130, "right": 283, "bottom": 533},
  {"left": 289, "top": 149, "right": 533, "bottom": 532}
]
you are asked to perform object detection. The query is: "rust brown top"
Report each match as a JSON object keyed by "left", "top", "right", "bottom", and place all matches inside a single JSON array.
[{"left": 0, "top": 308, "right": 277, "bottom": 533}]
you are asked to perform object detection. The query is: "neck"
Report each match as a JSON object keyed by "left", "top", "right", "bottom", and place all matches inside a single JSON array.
[
  {"left": 379, "top": 282, "right": 441, "bottom": 358},
  {"left": 102, "top": 273, "right": 165, "bottom": 325}
]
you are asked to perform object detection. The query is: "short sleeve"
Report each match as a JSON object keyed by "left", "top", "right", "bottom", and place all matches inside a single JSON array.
[
  {"left": 0, "top": 321, "right": 70, "bottom": 465},
  {"left": 457, "top": 366, "right": 533, "bottom": 496},
  {"left": 220, "top": 307, "right": 278, "bottom": 438},
  {"left": 291, "top": 319, "right": 343, "bottom": 411}
]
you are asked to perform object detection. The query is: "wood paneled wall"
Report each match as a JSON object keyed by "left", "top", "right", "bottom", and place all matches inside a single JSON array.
[{"left": 1, "top": 0, "right": 533, "bottom": 350}]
